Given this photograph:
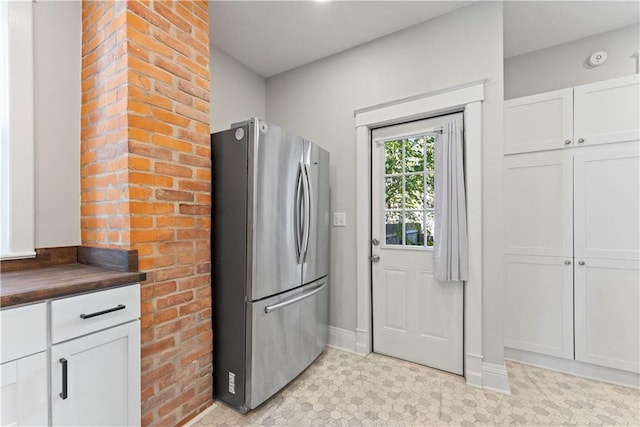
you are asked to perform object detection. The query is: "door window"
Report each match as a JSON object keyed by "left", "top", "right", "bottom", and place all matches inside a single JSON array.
[{"left": 383, "top": 135, "right": 436, "bottom": 247}]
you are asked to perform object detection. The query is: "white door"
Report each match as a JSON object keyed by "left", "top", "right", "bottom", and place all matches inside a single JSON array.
[
  {"left": 575, "top": 258, "right": 640, "bottom": 373},
  {"left": 504, "top": 88, "right": 574, "bottom": 154},
  {"left": 1, "top": 352, "right": 48, "bottom": 427},
  {"left": 574, "top": 143, "right": 640, "bottom": 261},
  {"left": 503, "top": 255, "right": 573, "bottom": 359},
  {"left": 371, "top": 116, "right": 463, "bottom": 375},
  {"left": 51, "top": 321, "right": 141, "bottom": 427},
  {"left": 503, "top": 150, "right": 573, "bottom": 257}
]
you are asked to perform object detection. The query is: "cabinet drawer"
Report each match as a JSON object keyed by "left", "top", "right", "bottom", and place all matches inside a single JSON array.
[
  {"left": 0, "top": 303, "right": 47, "bottom": 364},
  {"left": 51, "top": 284, "right": 140, "bottom": 344}
]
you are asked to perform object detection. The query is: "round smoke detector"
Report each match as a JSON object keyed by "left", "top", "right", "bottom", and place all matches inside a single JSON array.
[{"left": 588, "top": 51, "right": 608, "bottom": 67}]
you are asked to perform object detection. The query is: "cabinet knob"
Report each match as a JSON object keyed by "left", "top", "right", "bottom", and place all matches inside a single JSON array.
[
  {"left": 564, "top": 260, "right": 572, "bottom": 265},
  {"left": 578, "top": 260, "right": 586, "bottom": 266},
  {"left": 564, "top": 139, "right": 572, "bottom": 145},
  {"left": 578, "top": 138, "right": 585, "bottom": 144},
  {"left": 370, "top": 254, "right": 380, "bottom": 263}
]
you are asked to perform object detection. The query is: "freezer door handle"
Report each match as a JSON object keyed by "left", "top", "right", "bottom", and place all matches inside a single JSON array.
[
  {"left": 264, "top": 282, "right": 327, "bottom": 313},
  {"left": 301, "top": 163, "right": 311, "bottom": 262}
]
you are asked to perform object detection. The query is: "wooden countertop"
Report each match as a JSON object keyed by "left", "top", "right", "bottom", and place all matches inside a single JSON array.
[{"left": 1, "top": 264, "right": 146, "bottom": 308}]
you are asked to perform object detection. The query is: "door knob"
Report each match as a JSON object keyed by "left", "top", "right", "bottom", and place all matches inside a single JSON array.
[
  {"left": 371, "top": 238, "right": 380, "bottom": 246},
  {"left": 578, "top": 138, "right": 585, "bottom": 144},
  {"left": 578, "top": 260, "right": 586, "bottom": 265},
  {"left": 564, "top": 260, "right": 571, "bottom": 265},
  {"left": 370, "top": 254, "right": 380, "bottom": 263},
  {"left": 564, "top": 139, "right": 572, "bottom": 145}
]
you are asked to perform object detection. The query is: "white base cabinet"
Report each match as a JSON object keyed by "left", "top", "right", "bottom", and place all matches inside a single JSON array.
[
  {"left": 51, "top": 321, "right": 141, "bottom": 427},
  {"left": 1, "top": 352, "right": 48, "bottom": 427},
  {"left": 0, "top": 284, "right": 141, "bottom": 427}
]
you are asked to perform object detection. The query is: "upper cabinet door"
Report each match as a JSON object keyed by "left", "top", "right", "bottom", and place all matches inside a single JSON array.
[
  {"left": 504, "top": 150, "right": 573, "bottom": 257},
  {"left": 574, "top": 143, "right": 640, "bottom": 260},
  {"left": 574, "top": 74, "right": 640, "bottom": 146},
  {"left": 504, "top": 88, "right": 573, "bottom": 154}
]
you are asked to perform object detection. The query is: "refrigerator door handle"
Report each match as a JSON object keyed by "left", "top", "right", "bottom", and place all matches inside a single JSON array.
[
  {"left": 294, "top": 163, "right": 304, "bottom": 263},
  {"left": 264, "top": 282, "right": 327, "bottom": 313},
  {"left": 301, "top": 163, "right": 311, "bottom": 262}
]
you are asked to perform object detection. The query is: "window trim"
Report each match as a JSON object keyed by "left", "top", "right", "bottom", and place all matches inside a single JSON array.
[{"left": 1, "top": 1, "right": 35, "bottom": 260}]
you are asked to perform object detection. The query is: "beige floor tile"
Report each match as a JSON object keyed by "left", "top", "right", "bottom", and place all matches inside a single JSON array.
[{"left": 188, "top": 348, "right": 640, "bottom": 427}]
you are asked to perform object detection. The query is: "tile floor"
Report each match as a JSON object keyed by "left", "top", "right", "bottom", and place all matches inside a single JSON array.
[{"left": 188, "top": 348, "right": 640, "bottom": 426}]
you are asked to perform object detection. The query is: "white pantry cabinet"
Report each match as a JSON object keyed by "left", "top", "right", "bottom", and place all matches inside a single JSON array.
[
  {"left": 504, "top": 88, "right": 573, "bottom": 154},
  {"left": 0, "top": 303, "right": 48, "bottom": 427},
  {"left": 575, "top": 258, "right": 640, "bottom": 373},
  {"left": 573, "top": 144, "right": 640, "bottom": 261},
  {"left": 504, "top": 74, "right": 640, "bottom": 155},
  {"left": 503, "top": 150, "right": 573, "bottom": 257},
  {"left": 504, "top": 255, "right": 573, "bottom": 359},
  {"left": 574, "top": 74, "right": 640, "bottom": 147},
  {"left": 504, "top": 75, "right": 640, "bottom": 380}
]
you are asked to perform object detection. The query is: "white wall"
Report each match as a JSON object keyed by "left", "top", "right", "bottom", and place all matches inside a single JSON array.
[
  {"left": 33, "top": 1, "right": 81, "bottom": 248},
  {"left": 505, "top": 24, "right": 640, "bottom": 99},
  {"left": 210, "top": 45, "right": 266, "bottom": 132},
  {"left": 266, "top": 2, "right": 505, "bottom": 364}
]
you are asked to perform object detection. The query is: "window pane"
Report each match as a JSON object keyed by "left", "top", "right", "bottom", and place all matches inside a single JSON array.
[
  {"left": 426, "top": 136, "right": 435, "bottom": 171},
  {"left": 385, "top": 176, "right": 402, "bottom": 209},
  {"left": 425, "top": 211, "right": 435, "bottom": 247},
  {"left": 404, "top": 137, "right": 424, "bottom": 173},
  {"left": 425, "top": 173, "right": 435, "bottom": 208},
  {"left": 405, "top": 211, "right": 424, "bottom": 246},
  {"left": 384, "top": 140, "right": 402, "bottom": 175},
  {"left": 404, "top": 174, "right": 424, "bottom": 210},
  {"left": 385, "top": 211, "right": 403, "bottom": 245}
]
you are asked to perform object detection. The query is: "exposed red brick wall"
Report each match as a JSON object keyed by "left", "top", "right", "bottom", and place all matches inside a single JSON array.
[{"left": 81, "top": 2, "right": 212, "bottom": 426}]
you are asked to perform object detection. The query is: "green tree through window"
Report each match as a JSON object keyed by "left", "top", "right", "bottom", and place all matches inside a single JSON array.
[{"left": 383, "top": 135, "right": 435, "bottom": 247}]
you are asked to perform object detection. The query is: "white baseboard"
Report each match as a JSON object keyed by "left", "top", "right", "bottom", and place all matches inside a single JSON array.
[
  {"left": 328, "top": 326, "right": 357, "bottom": 354},
  {"left": 482, "top": 362, "right": 511, "bottom": 395},
  {"left": 465, "top": 353, "right": 483, "bottom": 389},
  {"left": 505, "top": 347, "right": 640, "bottom": 389}
]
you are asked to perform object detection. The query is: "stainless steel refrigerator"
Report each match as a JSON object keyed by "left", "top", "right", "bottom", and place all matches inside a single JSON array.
[{"left": 211, "top": 118, "right": 330, "bottom": 412}]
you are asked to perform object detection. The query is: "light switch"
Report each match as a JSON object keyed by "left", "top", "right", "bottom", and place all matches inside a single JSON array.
[{"left": 333, "top": 212, "right": 346, "bottom": 227}]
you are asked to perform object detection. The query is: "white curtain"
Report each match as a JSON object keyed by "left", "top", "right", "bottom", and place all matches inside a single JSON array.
[{"left": 434, "top": 119, "right": 468, "bottom": 281}]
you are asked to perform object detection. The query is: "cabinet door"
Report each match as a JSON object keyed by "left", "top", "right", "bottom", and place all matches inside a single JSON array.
[
  {"left": 1, "top": 352, "right": 48, "bottom": 427},
  {"left": 504, "top": 255, "right": 574, "bottom": 359},
  {"left": 504, "top": 150, "right": 573, "bottom": 257},
  {"left": 575, "top": 258, "right": 640, "bottom": 373},
  {"left": 574, "top": 143, "right": 640, "bottom": 260},
  {"left": 504, "top": 88, "right": 573, "bottom": 154},
  {"left": 51, "top": 321, "right": 141, "bottom": 427},
  {"left": 574, "top": 74, "right": 640, "bottom": 146}
]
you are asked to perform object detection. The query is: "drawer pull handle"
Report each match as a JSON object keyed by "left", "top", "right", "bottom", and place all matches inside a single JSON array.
[
  {"left": 59, "top": 358, "right": 68, "bottom": 400},
  {"left": 265, "top": 282, "right": 326, "bottom": 313},
  {"left": 80, "top": 304, "right": 126, "bottom": 319}
]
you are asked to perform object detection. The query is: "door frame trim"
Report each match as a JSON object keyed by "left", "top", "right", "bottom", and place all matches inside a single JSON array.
[{"left": 354, "top": 80, "right": 485, "bottom": 388}]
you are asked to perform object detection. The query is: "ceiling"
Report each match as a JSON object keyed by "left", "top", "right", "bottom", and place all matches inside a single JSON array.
[{"left": 209, "top": 1, "right": 640, "bottom": 78}]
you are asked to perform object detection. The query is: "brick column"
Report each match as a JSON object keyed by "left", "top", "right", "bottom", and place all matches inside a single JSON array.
[{"left": 81, "top": 2, "right": 212, "bottom": 425}]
